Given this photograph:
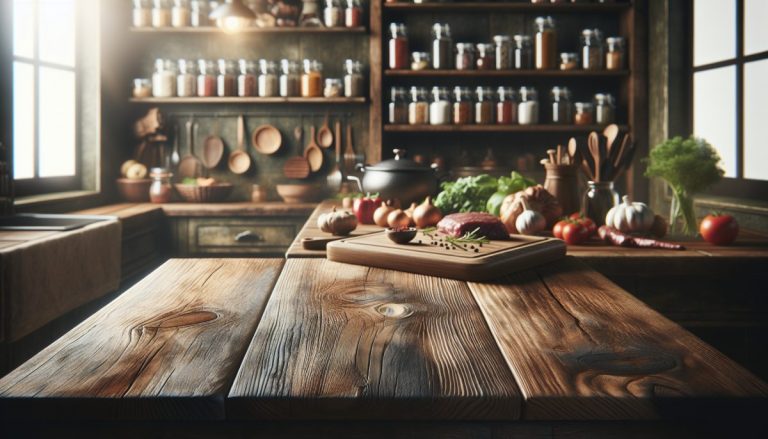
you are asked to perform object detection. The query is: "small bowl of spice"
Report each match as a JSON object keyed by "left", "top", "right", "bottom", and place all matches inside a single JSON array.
[{"left": 386, "top": 226, "right": 418, "bottom": 244}]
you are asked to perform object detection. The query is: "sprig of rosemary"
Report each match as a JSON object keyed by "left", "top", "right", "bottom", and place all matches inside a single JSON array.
[
  {"left": 419, "top": 226, "right": 488, "bottom": 252},
  {"left": 446, "top": 227, "right": 490, "bottom": 246}
]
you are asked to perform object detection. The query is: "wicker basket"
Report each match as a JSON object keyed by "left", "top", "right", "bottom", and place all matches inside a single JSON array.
[{"left": 174, "top": 183, "right": 233, "bottom": 203}]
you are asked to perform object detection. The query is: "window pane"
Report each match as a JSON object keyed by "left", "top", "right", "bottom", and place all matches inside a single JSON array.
[
  {"left": 39, "top": 0, "right": 76, "bottom": 67},
  {"left": 693, "top": 66, "right": 737, "bottom": 177},
  {"left": 744, "top": 59, "right": 768, "bottom": 181},
  {"left": 13, "top": 62, "right": 35, "bottom": 180},
  {"left": 38, "top": 67, "right": 76, "bottom": 177},
  {"left": 694, "top": 0, "right": 736, "bottom": 66},
  {"left": 13, "top": 0, "right": 35, "bottom": 59},
  {"left": 745, "top": 0, "right": 768, "bottom": 55}
]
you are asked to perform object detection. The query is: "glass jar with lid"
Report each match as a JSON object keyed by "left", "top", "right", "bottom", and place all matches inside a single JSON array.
[
  {"left": 429, "top": 87, "right": 451, "bottom": 125},
  {"left": 301, "top": 59, "right": 323, "bottom": 97},
  {"left": 476, "top": 43, "right": 495, "bottom": 70},
  {"left": 345, "top": 0, "right": 362, "bottom": 28},
  {"left": 496, "top": 86, "right": 517, "bottom": 124},
  {"left": 574, "top": 102, "right": 594, "bottom": 125},
  {"left": 152, "top": 0, "right": 172, "bottom": 28},
  {"left": 550, "top": 86, "right": 572, "bottom": 124},
  {"left": 513, "top": 34, "right": 533, "bottom": 69},
  {"left": 411, "top": 52, "right": 430, "bottom": 71},
  {"left": 190, "top": 0, "right": 209, "bottom": 27},
  {"left": 606, "top": 36, "right": 625, "bottom": 70},
  {"left": 238, "top": 59, "right": 257, "bottom": 97},
  {"left": 149, "top": 168, "right": 173, "bottom": 203},
  {"left": 581, "top": 29, "right": 605, "bottom": 70},
  {"left": 258, "top": 60, "right": 278, "bottom": 97},
  {"left": 534, "top": 16, "right": 556, "bottom": 70},
  {"left": 455, "top": 43, "right": 475, "bottom": 71},
  {"left": 177, "top": 59, "right": 197, "bottom": 97},
  {"left": 493, "top": 35, "right": 512, "bottom": 70},
  {"left": 518, "top": 86, "right": 539, "bottom": 125},
  {"left": 408, "top": 86, "right": 429, "bottom": 125},
  {"left": 388, "top": 23, "right": 409, "bottom": 70},
  {"left": 133, "top": 78, "right": 152, "bottom": 98},
  {"left": 152, "top": 58, "right": 176, "bottom": 97},
  {"left": 323, "top": 0, "right": 343, "bottom": 27},
  {"left": 279, "top": 59, "right": 300, "bottom": 97},
  {"left": 388, "top": 87, "right": 408, "bottom": 124},
  {"left": 171, "top": 0, "right": 191, "bottom": 28},
  {"left": 582, "top": 181, "right": 619, "bottom": 227},
  {"left": 593, "top": 93, "right": 615, "bottom": 124},
  {"left": 133, "top": 0, "right": 152, "bottom": 27},
  {"left": 217, "top": 59, "right": 237, "bottom": 97},
  {"left": 197, "top": 59, "right": 216, "bottom": 97},
  {"left": 452, "top": 87, "right": 473, "bottom": 125},
  {"left": 431, "top": 23, "right": 453, "bottom": 69},
  {"left": 343, "top": 59, "right": 364, "bottom": 97},
  {"left": 324, "top": 78, "right": 343, "bottom": 97},
  {"left": 474, "top": 86, "right": 495, "bottom": 125},
  {"left": 559, "top": 52, "right": 578, "bottom": 70}
]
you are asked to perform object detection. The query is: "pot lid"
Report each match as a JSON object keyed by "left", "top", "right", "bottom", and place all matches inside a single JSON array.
[{"left": 367, "top": 149, "right": 430, "bottom": 172}]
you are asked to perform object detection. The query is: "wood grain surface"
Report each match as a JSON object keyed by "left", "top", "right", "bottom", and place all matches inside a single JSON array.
[
  {"left": 468, "top": 257, "right": 768, "bottom": 420},
  {"left": 228, "top": 258, "right": 522, "bottom": 421},
  {"left": 0, "top": 258, "right": 283, "bottom": 421}
]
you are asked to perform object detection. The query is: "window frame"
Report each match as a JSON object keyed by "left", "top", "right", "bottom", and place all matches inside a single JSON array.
[
  {"left": 10, "top": 0, "right": 82, "bottom": 197},
  {"left": 688, "top": 0, "right": 768, "bottom": 200}
]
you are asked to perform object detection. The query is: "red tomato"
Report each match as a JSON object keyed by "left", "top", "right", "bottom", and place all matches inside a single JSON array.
[
  {"left": 562, "top": 221, "right": 589, "bottom": 245},
  {"left": 700, "top": 213, "right": 739, "bottom": 246},
  {"left": 569, "top": 213, "right": 597, "bottom": 236},
  {"left": 552, "top": 219, "right": 570, "bottom": 240},
  {"left": 353, "top": 195, "right": 382, "bottom": 225}
]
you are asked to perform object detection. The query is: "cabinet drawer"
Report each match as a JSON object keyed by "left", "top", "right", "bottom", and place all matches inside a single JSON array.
[{"left": 189, "top": 219, "right": 298, "bottom": 254}]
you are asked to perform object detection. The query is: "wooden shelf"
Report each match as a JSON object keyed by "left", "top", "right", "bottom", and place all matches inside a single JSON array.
[
  {"left": 129, "top": 97, "right": 367, "bottom": 104},
  {"left": 385, "top": 69, "right": 630, "bottom": 78},
  {"left": 383, "top": 2, "right": 630, "bottom": 13},
  {"left": 384, "top": 124, "right": 628, "bottom": 133},
  {"left": 130, "top": 26, "right": 367, "bottom": 34}
]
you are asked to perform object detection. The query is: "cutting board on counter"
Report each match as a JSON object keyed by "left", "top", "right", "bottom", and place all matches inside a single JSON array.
[{"left": 326, "top": 231, "right": 566, "bottom": 281}]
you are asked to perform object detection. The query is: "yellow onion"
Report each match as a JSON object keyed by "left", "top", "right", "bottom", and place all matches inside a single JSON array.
[
  {"left": 412, "top": 196, "right": 442, "bottom": 228},
  {"left": 373, "top": 200, "right": 397, "bottom": 227},
  {"left": 387, "top": 209, "right": 411, "bottom": 229}
]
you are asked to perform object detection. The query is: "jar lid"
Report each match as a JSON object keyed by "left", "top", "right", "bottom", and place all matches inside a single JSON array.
[
  {"left": 497, "top": 86, "right": 516, "bottom": 99},
  {"left": 606, "top": 36, "right": 625, "bottom": 44},
  {"left": 493, "top": 35, "right": 511, "bottom": 43},
  {"left": 475, "top": 86, "right": 495, "bottom": 99},
  {"left": 593, "top": 93, "right": 614, "bottom": 104},
  {"left": 149, "top": 167, "right": 172, "bottom": 178},
  {"left": 366, "top": 149, "right": 431, "bottom": 172},
  {"left": 455, "top": 42, "right": 475, "bottom": 51},
  {"left": 550, "top": 86, "right": 571, "bottom": 99},
  {"left": 575, "top": 102, "right": 593, "bottom": 110},
  {"left": 534, "top": 16, "right": 554, "bottom": 26},
  {"left": 513, "top": 34, "right": 532, "bottom": 43},
  {"left": 476, "top": 43, "right": 494, "bottom": 51}
]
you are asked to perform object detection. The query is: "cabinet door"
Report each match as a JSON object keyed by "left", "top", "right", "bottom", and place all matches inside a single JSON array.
[{"left": 184, "top": 217, "right": 301, "bottom": 256}]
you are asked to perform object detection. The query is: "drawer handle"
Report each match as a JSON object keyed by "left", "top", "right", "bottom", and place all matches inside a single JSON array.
[{"left": 234, "top": 230, "right": 263, "bottom": 242}]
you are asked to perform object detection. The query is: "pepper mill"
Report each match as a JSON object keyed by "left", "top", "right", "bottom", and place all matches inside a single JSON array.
[{"left": 543, "top": 163, "right": 580, "bottom": 217}]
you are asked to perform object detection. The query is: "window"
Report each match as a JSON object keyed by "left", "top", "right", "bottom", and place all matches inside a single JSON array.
[
  {"left": 691, "top": 0, "right": 768, "bottom": 198},
  {"left": 12, "top": 0, "right": 79, "bottom": 196}
]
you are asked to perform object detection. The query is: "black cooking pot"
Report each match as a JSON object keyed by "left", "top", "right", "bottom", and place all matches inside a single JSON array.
[{"left": 351, "top": 149, "right": 439, "bottom": 206}]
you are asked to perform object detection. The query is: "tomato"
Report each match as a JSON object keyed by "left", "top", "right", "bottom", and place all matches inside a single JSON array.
[
  {"left": 562, "top": 221, "right": 589, "bottom": 245},
  {"left": 353, "top": 195, "right": 382, "bottom": 225},
  {"left": 700, "top": 213, "right": 739, "bottom": 246},
  {"left": 569, "top": 213, "right": 597, "bottom": 236},
  {"left": 552, "top": 219, "right": 570, "bottom": 240}
]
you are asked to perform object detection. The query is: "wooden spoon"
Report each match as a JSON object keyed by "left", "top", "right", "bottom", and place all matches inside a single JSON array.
[
  {"left": 326, "top": 120, "right": 343, "bottom": 193},
  {"left": 202, "top": 117, "right": 224, "bottom": 169},
  {"left": 317, "top": 112, "right": 333, "bottom": 149},
  {"left": 343, "top": 123, "right": 356, "bottom": 174},
  {"left": 170, "top": 122, "right": 180, "bottom": 168},
  {"left": 178, "top": 119, "right": 201, "bottom": 178},
  {"left": 588, "top": 131, "right": 601, "bottom": 182},
  {"left": 603, "top": 123, "right": 620, "bottom": 151},
  {"left": 304, "top": 125, "right": 323, "bottom": 172},
  {"left": 228, "top": 114, "right": 251, "bottom": 174}
]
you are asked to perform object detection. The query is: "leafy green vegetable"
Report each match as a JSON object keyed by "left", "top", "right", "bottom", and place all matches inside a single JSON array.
[{"left": 435, "top": 171, "right": 537, "bottom": 215}]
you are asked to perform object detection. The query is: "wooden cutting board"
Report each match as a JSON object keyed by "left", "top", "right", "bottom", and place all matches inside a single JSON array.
[{"left": 327, "top": 231, "right": 566, "bottom": 281}]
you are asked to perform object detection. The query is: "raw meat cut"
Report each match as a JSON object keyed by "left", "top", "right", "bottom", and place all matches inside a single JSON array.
[{"left": 437, "top": 213, "right": 510, "bottom": 240}]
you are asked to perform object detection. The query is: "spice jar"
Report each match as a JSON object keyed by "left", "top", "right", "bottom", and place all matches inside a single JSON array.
[
  {"left": 171, "top": 0, "right": 191, "bottom": 27},
  {"left": 388, "top": 23, "right": 409, "bottom": 70},
  {"left": 429, "top": 87, "right": 451, "bottom": 125},
  {"left": 149, "top": 168, "right": 173, "bottom": 203},
  {"left": 217, "top": 59, "right": 237, "bottom": 97},
  {"left": 345, "top": 0, "right": 362, "bottom": 28},
  {"left": 493, "top": 35, "right": 512, "bottom": 70},
  {"left": 594, "top": 93, "right": 615, "bottom": 124},
  {"left": 411, "top": 52, "right": 430, "bottom": 71},
  {"left": 237, "top": 59, "right": 257, "bottom": 97},
  {"left": 581, "top": 29, "right": 605, "bottom": 70},
  {"left": 476, "top": 43, "right": 495, "bottom": 70},
  {"left": 301, "top": 59, "right": 323, "bottom": 97},
  {"left": 455, "top": 43, "right": 476, "bottom": 71},
  {"left": 133, "top": 78, "right": 152, "bottom": 98},
  {"left": 452, "top": 86, "right": 473, "bottom": 125},
  {"left": 324, "top": 78, "right": 343, "bottom": 97},
  {"left": 408, "top": 86, "right": 429, "bottom": 125},
  {"left": 518, "top": 86, "right": 539, "bottom": 125},
  {"left": 258, "top": 60, "right": 278, "bottom": 97},
  {"left": 513, "top": 34, "right": 533, "bottom": 69},
  {"left": 152, "top": 0, "right": 172, "bottom": 27},
  {"left": 534, "top": 17, "right": 556, "bottom": 70},
  {"left": 550, "top": 86, "right": 572, "bottom": 124},
  {"left": 177, "top": 59, "right": 197, "bottom": 97},
  {"left": 574, "top": 102, "right": 594, "bottom": 125},
  {"left": 388, "top": 87, "right": 408, "bottom": 124},
  {"left": 606, "top": 36, "right": 625, "bottom": 70},
  {"left": 559, "top": 52, "right": 578, "bottom": 70},
  {"left": 582, "top": 181, "right": 619, "bottom": 227},
  {"left": 197, "top": 59, "right": 216, "bottom": 97},
  {"left": 190, "top": 0, "right": 209, "bottom": 27},
  {"left": 279, "top": 59, "right": 300, "bottom": 97},
  {"left": 323, "top": 0, "right": 343, "bottom": 27},
  {"left": 343, "top": 59, "right": 364, "bottom": 97},
  {"left": 133, "top": 0, "right": 152, "bottom": 27},
  {"left": 496, "top": 86, "right": 517, "bottom": 124},
  {"left": 431, "top": 23, "right": 453, "bottom": 70},
  {"left": 474, "top": 86, "right": 495, "bottom": 125},
  {"left": 152, "top": 58, "right": 176, "bottom": 97}
]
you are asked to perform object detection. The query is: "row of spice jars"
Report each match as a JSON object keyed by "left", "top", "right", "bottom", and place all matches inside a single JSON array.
[
  {"left": 141, "top": 58, "right": 364, "bottom": 98},
  {"left": 322, "top": 0, "right": 364, "bottom": 28},
  {"left": 132, "top": 0, "right": 217, "bottom": 28},
  {"left": 549, "top": 87, "right": 616, "bottom": 125}
]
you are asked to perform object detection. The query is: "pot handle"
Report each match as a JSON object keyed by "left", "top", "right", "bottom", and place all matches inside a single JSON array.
[
  {"left": 355, "top": 163, "right": 365, "bottom": 172},
  {"left": 346, "top": 175, "right": 363, "bottom": 193}
]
